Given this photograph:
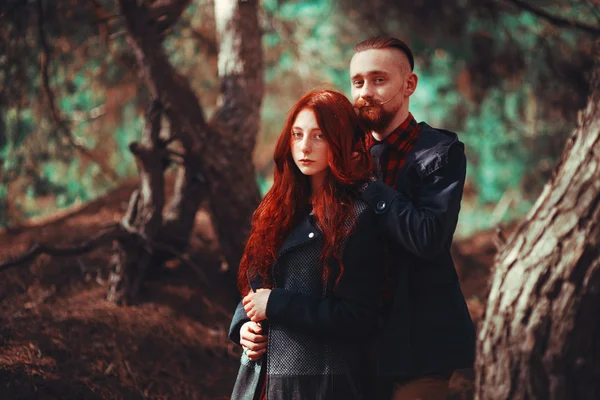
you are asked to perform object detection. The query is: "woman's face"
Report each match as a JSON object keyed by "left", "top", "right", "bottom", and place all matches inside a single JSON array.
[{"left": 290, "top": 108, "right": 330, "bottom": 182}]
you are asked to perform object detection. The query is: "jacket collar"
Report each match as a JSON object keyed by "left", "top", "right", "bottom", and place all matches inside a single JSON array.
[
  {"left": 277, "top": 214, "right": 322, "bottom": 257},
  {"left": 246, "top": 214, "right": 322, "bottom": 291}
]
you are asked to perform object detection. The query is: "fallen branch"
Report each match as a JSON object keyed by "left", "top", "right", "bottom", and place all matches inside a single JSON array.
[
  {"left": 119, "top": 220, "right": 208, "bottom": 285},
  {"left": 124, "top": 360, "right": 148, "bottom": 400},
  {"left": 0, "top": 224, "right": 125, "bottom": 272},
  {"left": 149, "top": 238, "right": 208, "bottom": 285}
]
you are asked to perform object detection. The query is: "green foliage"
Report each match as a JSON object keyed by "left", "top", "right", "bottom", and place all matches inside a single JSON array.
[
  {"left": 0, "top": 0, "right": 594, "bottom": 237},
  {"left": 113, "top": 104, "right": 143, "bottom": 178},
  {"left": 256, "top": 0, "right": 592, "bottom": 236}
]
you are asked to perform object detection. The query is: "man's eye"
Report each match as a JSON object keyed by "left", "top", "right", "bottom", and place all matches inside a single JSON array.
[
  {"left": 353, "top": 81, "right": 364, "bottom": 87},
  {"left": 375, "top": 78, "right": 385, "bottom": 83}
]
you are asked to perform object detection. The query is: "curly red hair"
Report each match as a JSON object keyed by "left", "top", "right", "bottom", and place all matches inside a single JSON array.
[{"left": 237, "top": 89, "right": 372, "bottom": 295}]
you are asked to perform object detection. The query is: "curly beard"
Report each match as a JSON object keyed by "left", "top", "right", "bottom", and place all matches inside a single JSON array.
[{"left": 353, "top": 98, "right": 396, "bottom": 132}]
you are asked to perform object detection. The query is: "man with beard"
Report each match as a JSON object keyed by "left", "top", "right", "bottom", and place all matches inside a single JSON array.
[{"left": 350, "top": 37, "right": 476, "bottom": 400}]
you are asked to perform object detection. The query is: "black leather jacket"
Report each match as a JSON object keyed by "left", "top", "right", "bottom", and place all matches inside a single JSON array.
[
  {"left": 361, "top": 122, "right": 476, "bottom": 377},
  {"left": 229, "top": 200, "right": 385, "bottom": 399}
]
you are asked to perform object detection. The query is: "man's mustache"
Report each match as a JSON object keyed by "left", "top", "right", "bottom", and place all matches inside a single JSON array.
[{"left": 354, "top": 98, "right": 382, "bottom": 108}]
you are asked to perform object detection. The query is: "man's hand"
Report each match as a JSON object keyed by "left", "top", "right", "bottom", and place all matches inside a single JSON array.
[
  {"left": 243, "top": 288, "right": 271, "bottom": 322},
  {"left": 240, "top": 321, "right": 268, "bottom": 361}
]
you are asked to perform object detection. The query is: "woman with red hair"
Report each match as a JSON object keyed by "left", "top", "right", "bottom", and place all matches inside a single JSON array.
[{"left": 229, "top": 89, "right": 385, "bottom": 400}]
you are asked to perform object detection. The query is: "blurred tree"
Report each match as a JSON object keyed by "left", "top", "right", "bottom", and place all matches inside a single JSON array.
[
  {"left": 475, "top": 42, "right": 599, "bottom": 398},
  {"left": 0, "top": 0, "right": 263, "bottom": 304},
  {"left": 106, "top": 0, "right": 263, "bottom": 303},
  {"left": 1, "top": 0, "right": 596, "bottom": 236},
  {"left": 0, "top": 0, "right": 141, "bottom": 227}
]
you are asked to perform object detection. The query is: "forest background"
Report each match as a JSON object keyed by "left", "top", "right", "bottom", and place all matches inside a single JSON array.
[
  {"left": 0, "top": 0, "right": 598, "bottom": 399},
  {"left": 2, "top": 0, "right": 595, "bottom": 236}
]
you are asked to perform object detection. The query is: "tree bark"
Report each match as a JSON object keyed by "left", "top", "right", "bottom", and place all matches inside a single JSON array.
[
  {"left": 107, "top": 0, "right": 263, "bottom": 303},
  {"left": 106, "top": 101, "right": 166, "bottom": 304},
  {"left": 475, "top": 46, "right": 600, "bottom": 399},
  {"left": 208, "top": 0, "right": 263, "bottom": 273}
]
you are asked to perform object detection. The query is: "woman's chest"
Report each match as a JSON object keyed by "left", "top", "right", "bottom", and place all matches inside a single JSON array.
[{"left": 273, "top": 238, "right": 326, "bottom": 297}]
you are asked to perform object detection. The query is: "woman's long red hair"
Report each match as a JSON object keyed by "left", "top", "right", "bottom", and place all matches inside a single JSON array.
[{"left": 237, "top": 89, "right": 372, "bottom": 295}]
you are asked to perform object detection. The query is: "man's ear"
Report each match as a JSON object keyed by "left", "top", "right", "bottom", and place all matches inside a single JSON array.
[{"left": 405, "top": 73, "right": 418, "bottom": 96}]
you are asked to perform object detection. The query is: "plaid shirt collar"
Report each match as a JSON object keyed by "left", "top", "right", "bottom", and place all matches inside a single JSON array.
[
  {"left": 366, "top": 113, "right": 421, "bottom": 186},
  {"left": 366, "top": 112, "right": 419, "bottom": 150}
]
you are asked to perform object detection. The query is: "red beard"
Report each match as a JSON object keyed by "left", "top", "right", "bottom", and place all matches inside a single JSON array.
[{"left": 354, "top": 98, "right": 395, "bottom": 132}]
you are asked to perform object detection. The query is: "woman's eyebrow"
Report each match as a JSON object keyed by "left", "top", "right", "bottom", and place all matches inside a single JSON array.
[{"left": 291, "top": 126, "right": 322, "bottom": 133}]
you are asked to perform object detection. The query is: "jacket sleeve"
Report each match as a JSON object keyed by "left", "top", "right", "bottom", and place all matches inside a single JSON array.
[
  {"left": 265, "top": 209, "right": 385, "bottom": 339},
  {"left": 228, "top": 300, "right": 250, "bottom": 346},
  {"left": 360, "top": 143, "right": 466, "bottom": 260}
]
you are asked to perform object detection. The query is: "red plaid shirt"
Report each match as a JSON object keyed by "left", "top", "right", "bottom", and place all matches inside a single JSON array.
[
  {"left": 366, "top": 112, "right": 421, "bottom": 185},
  {"left": 366, "top": 113, "right": 421, "bottom": 310}
]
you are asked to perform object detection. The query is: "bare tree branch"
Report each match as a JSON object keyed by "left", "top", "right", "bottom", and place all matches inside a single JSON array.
[
  {"left": 165, "top": 149, "right": 184, "bottom": 159},
  {"left": 37, "top": 0, "right": 120, "bottom": 183},
  {"left": 585, "top": 0, "right": 600, "bottom": 21},
  {"left": 147, "top": 238, "right": 208, "bottom": 285},
  {"left": 0, "top": 224, "right": 125, "bottom": 272},
  {"left": 504, "top": 0, "right": 600, "bottom": 35},
  {"left": 190, "top": 28, "right": 218, "bottom": 55},
  {"left": 149, "top": 0, "right": 193, "bottom": 34},
  {"left": 117, "top": 219, "right": 208, "bottom": 285},
  {"left": 0, "top": 221, "right": 207, "bottom": 286}
]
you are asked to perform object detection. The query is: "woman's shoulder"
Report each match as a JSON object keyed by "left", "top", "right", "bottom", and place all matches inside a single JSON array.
[
  {"left": 348, "top": 197, "right": 369, "bottom": 217},
  {"left": 347, "top": 197, "right": 377, "bottom": 232}
]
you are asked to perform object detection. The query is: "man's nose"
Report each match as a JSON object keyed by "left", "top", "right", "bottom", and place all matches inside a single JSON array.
[{"left": 360, "top": 82, "right": 374, "bottom": 100}]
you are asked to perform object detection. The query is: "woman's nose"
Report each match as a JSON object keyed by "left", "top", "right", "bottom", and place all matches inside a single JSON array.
[{"left": 301, "top": 138, "right": 311, "bottom": 153}]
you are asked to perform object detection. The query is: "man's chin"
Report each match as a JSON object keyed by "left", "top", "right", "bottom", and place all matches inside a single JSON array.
[{"left": 358, "top": 117, "right": 390, "bottom": 133}]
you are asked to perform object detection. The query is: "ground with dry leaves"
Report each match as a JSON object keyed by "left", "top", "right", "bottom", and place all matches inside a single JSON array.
[{"left": 0, "top": 180, "right": 499, "bottom": 399}]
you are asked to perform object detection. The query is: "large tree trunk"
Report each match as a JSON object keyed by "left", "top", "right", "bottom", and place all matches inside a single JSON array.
[
  {"left": 108, "top": 0, "right": 263, "bottom": 304},
  {"left": 475, "top": 48, "right": 600, "bottom": 398}
]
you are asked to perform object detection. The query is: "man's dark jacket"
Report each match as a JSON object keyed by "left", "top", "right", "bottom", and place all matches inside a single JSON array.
[{"left": 361, "top": 122, "right": 476, "bottom": 378}]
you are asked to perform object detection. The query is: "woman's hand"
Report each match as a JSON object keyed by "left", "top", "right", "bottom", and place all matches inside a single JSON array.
[
  {"left": 240, "top": 321, "right": 268, "bottom": 361},
  {"left": 243, "top": 288, "right": 272, "bottom": 322}
]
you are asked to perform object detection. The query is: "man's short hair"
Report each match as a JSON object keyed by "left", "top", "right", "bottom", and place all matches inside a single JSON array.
[{"left": 354, "top": 37, "right": 414, "bottom": 71}]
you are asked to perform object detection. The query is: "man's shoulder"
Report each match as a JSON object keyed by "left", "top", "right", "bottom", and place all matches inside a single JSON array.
[
  {"left": 409, "top": 122, "right": 465, "bottom": 177},
  {"left": 416, "top": 122, "right": 463, "bottom": 150}
]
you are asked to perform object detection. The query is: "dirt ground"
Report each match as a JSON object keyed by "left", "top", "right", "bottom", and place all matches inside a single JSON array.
[{"left": 0, "top": 181, "right": 501, "bottom": 399}]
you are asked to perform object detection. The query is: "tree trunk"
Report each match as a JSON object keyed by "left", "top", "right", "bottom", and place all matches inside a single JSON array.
[
  {"left": 108, "top": 0, "right": 263, "bottom": 303},
  {"left": 475, "top": 47, "right": 600, "bottom": 399},
  {"left": 106, "top": 101, "right": 166, "bottom": 304},
  {"left": 208, "top": 0, "right": 263, "bottom": 274}
]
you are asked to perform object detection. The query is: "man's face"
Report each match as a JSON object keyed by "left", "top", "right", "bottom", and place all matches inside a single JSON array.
[{"left": 350, "top": 48, "right": 412, "bottom": 132}]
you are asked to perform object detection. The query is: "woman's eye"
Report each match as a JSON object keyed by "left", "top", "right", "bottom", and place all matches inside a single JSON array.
[
  {"left": 315, "top": 134, "right": 325, "bottom": 140},
  {"left": 292, "top": 131, "right": 302, "bottom": 138}
]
